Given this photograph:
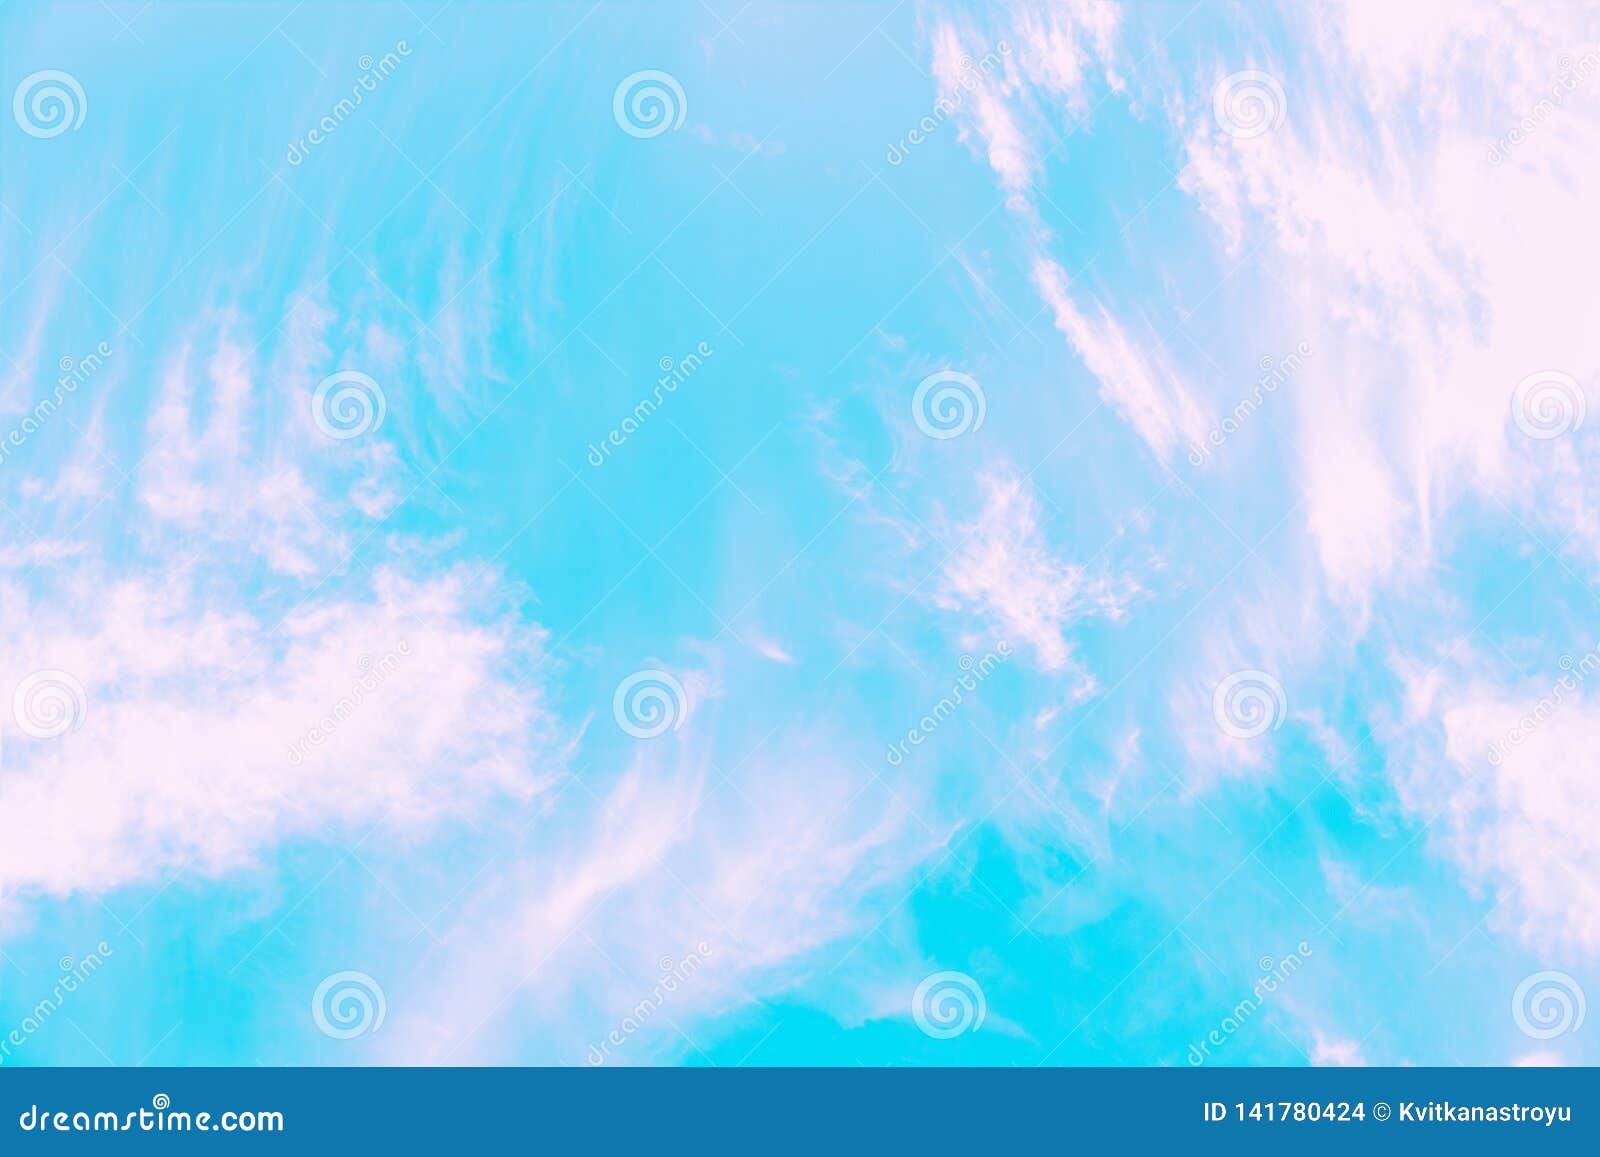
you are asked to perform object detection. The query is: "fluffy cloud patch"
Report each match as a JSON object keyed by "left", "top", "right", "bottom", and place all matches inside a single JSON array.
[
  {"left": 1177, "top": 0, "right": 1600, "bottom": 597},
  {"left": 1391, "top": 651, "right": 1600, "bottom": 952},
  {"left": 937, "top": 471, "right": 1132, "bottom": 681},
  {"left": 0, "top": 311, "right": 567, "bottom": 905},
  {"left": 0, "top": 564, "right": 563, "bottom": 899}
]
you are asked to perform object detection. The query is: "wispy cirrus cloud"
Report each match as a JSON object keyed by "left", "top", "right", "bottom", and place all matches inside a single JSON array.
[
  {"left": 930, "top": 5, "right": 1210, "bottom": 465},
  {"left": 388, "top": 732, "right": 947, "bottom": 1064},
  {"left": 936, "top": 470, "right": 1133, "bottom": 683},
  {"left": 1032, "top": 256, "right": 1210, "bottom": 462}
]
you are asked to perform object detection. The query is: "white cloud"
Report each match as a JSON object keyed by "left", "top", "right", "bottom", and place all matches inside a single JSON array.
[
  {"left": 930, "top": 8, "right": 1209, "bottom": 464},
  {"left": 1160, "top": 0, "right": 1600, "bottom": 957},
  {"left": 0, "top": 561, "right": 565, "bottom": 901},
  {"left": 1514, "top": 1050, "right": 1568, "bottom": 1067},
  {"left": 1176, "top": 0, "right": 1600, "bottom": 599},
  {"left": 385, "top": 735, "right": 946, "bottom": 1063},
  {"left": 936, "top": 471, "right": 1132, "bottom": 680},
  {"left": 933, "top": 23, "right": 1035, "bottom": 198},
  {"left": 0, "top": 306, "right": 567, "bottom": 906},
  {"left": 1390, "top": 650, "right": 1600, "bottom": 952},
  {"left": 1311, "top": 1030, "right": 1366, "bottom": 1066},
  {"left": 931, "top": 1, "right": 1124, "bottom": 199},
  {"left": 140, "top": 323, "right": 393, "bottom": 579},
  {"left": 748, "top": 629, "right": 795, "bottom": 664},
  {"left": 1033, "top": 257, "right": 1209, "bottom": 461}
]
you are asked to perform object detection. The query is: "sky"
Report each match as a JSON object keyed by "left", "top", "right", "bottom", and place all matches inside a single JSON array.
[{"left": 0, "top": 0, "right": 1596, "bottom": 1067}]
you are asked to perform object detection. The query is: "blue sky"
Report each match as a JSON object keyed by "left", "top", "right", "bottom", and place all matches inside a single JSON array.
[{"left": 0, "top": 0, "right": 1596, "bottom": 1067}]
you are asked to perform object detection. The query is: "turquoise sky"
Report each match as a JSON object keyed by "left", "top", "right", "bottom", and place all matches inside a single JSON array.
[{"left": 0, "top": 0, "right": 1596, "bottom": 1067}]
